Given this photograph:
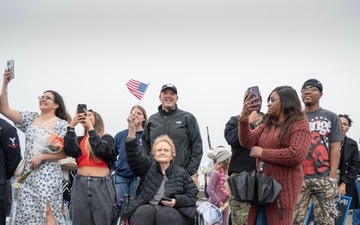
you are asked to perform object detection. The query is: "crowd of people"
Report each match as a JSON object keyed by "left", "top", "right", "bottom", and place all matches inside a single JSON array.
[{"left": 1, "top": 62, "right": 359, "bottom": 225}]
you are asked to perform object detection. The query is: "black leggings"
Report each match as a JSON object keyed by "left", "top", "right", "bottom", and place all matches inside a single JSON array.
[{"left": 129, "top": 204, "right": 194, "bottom": 225}]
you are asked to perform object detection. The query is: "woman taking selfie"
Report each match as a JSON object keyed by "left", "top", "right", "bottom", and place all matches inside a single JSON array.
[
  {"left": 64, "top": 107, "right": 116, "bottom": 225},
  {"left": 1, "top": 70, "right": 70, "bottom": 225},
  {"left": 238, "top": 85, "right": 311, "bottom": 225}
]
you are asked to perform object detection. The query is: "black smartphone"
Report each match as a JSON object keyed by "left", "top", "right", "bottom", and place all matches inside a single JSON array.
[
  {"left": 77, "top": 104, "right": 87, "bottom": 114},
  {"left": 6, "top": 59, "right": 14, "bottom": 79},
  {"left": 247, "top": 86, "right": 261, "bottom": 104},
  {"left": 161, "top": 197, "right": 172, "bottom": 202}
]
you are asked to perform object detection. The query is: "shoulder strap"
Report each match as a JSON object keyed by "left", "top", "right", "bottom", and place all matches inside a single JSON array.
[{"left": 40, "top": 117, "right": 58, "bottom": 128}]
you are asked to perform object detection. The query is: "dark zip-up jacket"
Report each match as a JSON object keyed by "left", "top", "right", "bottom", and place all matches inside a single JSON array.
[
  {"left": 142, "top": 104, "right": 203, "bottom": 176},
  {"left": 120, "top": 138, "right": 198, "bottom": 220},
  {"left": 224, "top": 115, "right": 256, "bottom": 176}
]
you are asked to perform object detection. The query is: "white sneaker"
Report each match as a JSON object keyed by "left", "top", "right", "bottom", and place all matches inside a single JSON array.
[{"left": 6, "top": 216, "right": 11, "bottom": 222}]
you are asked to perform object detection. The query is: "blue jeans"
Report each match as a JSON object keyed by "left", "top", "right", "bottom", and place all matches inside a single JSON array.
[
  {"left": 114, "top": 175, "right": 138, "bottom": 203},
  {"left": 352, "top": 179, "right": 360, "bottom": 225},
  {"left": 64, "top": 200, "right": 72, "bottom": 225},
  {"left": 10, "top": 176, "right": 15, "bottom": 217},
  {"left": 255, "top": 206, "right": 268, "bottom": 225}
]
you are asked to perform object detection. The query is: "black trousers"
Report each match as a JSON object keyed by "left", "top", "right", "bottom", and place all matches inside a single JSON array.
[
  {"left": 129, "top": 204, "right": 194, "bottom": 225},
  {"left": 0, "top": 182, "right": 7, "bottom": 225},
  {"left": 6, "top": 180, "right": 11, "bottom": 216}
]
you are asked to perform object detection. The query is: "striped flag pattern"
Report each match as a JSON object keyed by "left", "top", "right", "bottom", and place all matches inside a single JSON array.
[{"left": 126, "top": 79, "right": 149, "bottom": 100}]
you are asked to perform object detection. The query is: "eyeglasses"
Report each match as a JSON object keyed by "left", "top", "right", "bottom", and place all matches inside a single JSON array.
[
  {"left": 267, "top": 98, "right": 280, "bottom": 104},
  {"left": 300, "top": 86, "right": 319, "bottom": 93},
  {"left": 38, "top": 95, "right": 55, "bottom": 102}
]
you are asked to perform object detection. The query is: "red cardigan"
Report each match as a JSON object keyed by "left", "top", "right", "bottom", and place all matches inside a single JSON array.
[{"left": 238, "top": 116, "right": 311, "bottom": 225}]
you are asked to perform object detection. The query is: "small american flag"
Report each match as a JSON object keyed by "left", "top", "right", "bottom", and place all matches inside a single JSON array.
[{"left": 126, "top": 79, "right": 149, "bottom": 100}]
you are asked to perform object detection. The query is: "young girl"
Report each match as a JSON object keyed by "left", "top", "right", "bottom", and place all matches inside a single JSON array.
[{"left": 206, "top": 146, "right": 232, "bottom": 225}]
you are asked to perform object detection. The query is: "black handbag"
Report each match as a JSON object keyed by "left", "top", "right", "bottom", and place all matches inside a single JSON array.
[{"left": 227, "top": 162, "right": 283, "bottom": 219}]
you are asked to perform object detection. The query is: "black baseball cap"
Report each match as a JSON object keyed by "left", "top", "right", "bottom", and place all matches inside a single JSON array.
[
  {"left": 302, "top": 79, "right": 323, "bottom": 92},
  {"left": 160, "top": 84, "right": 177, "bottom": 94}
]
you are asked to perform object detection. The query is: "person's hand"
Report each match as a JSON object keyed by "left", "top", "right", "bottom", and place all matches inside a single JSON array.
[
  {"left": 30, "top": 154, "right": 43, "bottom": 170},
  {"left": 3, "top": 69, "right": 13, "bottom": 84},
  {"left": 249, "top": 110, "right": 261, "bottom": 124},
  {"left": 131, "top": 112, "right": 142, "bottom": 127},
  {"left": 250, "top": 146, "right": 263, "bottom": 158},
  {"left": 240, "top": 93, "right": 261, "bottom": 119},
  {"left": 161, "top": 198, "right": 176, "bottom": 207},
  {"left": 127, "top": 113, "right": 137, "bottom": 130},
  {"left": 337, "top": 182, "right": 346, "bottom": 196},
  {"left": 69, "top": 111, "right": 81, "bottom": 128},
  {"left": 81, "top": 110, "right": 94, "bottom": 131}
]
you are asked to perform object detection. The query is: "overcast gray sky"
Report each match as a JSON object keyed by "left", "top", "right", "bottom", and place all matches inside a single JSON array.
[{"left": 1, "top": 0, "right": 360, "bottom": 184}]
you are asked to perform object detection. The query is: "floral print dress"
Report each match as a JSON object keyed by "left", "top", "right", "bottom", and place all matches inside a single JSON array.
[{"left": 14, "top": 111, "right": 68, "bottom": 225}]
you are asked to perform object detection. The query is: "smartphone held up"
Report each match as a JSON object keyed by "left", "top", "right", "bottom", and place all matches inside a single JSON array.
[
  {"left": 5, "top": 59, "right": 15, "bottom": 80},
  {"left": 247, "top": 86, "right": 261, "bottom": 110},
  {"left": 77, "top": 104, "right": 87, "bottom": 114}
]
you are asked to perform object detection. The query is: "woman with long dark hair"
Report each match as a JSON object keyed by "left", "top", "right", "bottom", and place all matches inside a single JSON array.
[
  {"left": 1, "top": 71, "right": 70, "bottom": 225},
  {"left": 238, "top": 85, "right": 311, "bottom": 225}
]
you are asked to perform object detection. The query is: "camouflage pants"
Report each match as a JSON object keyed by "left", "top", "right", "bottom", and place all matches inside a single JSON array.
[
  {"left": 293, "top": 176, "right": 338, "bottom": 225},
  {"left": 229, "top": 173, "right": 250, "bottom": 225}
]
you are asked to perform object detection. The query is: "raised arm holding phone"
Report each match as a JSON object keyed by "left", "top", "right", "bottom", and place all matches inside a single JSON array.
[
  {"left": 1, "top": 65, "right": 70, "bottom": 225},
  {"left": 64, "top": 107, "right": 116, "bottom": 225}
]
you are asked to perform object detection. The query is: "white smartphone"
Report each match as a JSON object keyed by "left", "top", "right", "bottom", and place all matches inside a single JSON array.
[{"left": 6, "top": 60, "right": 14, "bottom": 79}]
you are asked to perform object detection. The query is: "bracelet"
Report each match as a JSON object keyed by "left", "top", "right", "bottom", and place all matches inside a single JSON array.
[
  {"left": 41, "top": 154, "right": 44, "bottom": 161},
  {"left": 67, "top": 126, "right": 75, "bottom": 132}
]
